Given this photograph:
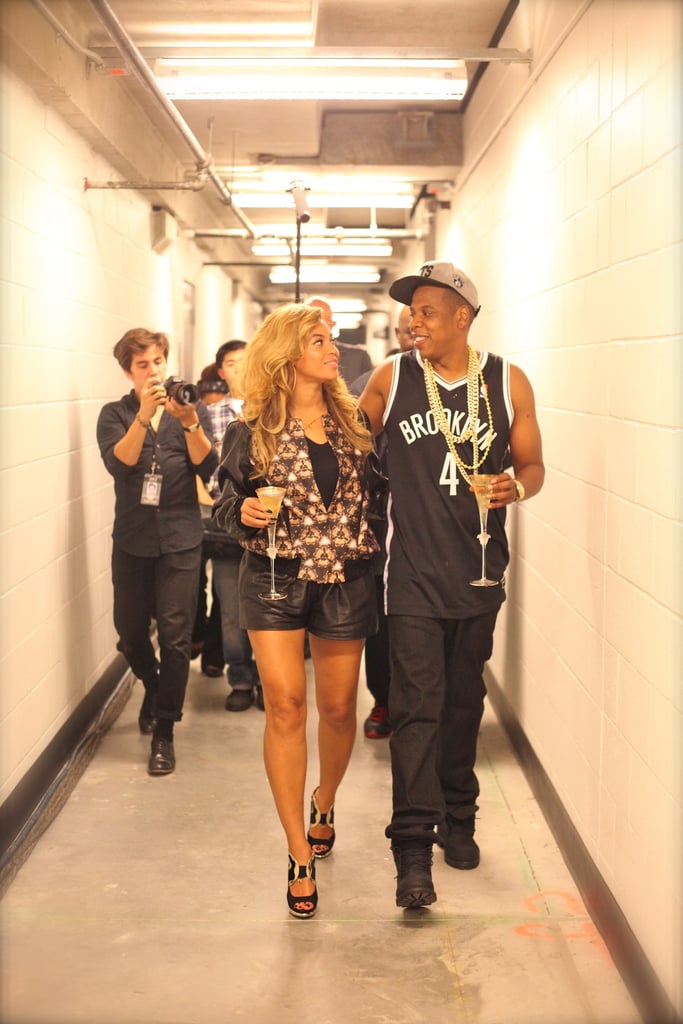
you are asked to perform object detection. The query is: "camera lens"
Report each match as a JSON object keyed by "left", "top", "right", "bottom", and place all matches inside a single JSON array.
[{"left": 164, "top": 377, "right": 199, "bottom": 405}]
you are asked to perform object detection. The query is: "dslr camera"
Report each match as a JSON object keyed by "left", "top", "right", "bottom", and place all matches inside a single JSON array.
[{"left": 163, "top": 376, "right": 199, "bottom": 405}]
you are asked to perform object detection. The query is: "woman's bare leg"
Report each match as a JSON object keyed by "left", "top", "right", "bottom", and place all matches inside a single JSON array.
[
  {"left": 308, "top": 635, "right": 365, "bottom": 848},
  {"left": 248, "top": 628, "right": 314, "bottom": 901}
]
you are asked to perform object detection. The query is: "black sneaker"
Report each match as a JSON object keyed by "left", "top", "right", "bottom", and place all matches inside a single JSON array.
[
  {"left": 225, "top": 688, "right": 254, "bottom": 712},
  {"left": 392, "top": 845, "right": 437, "bottom": 908},
  {"left": 363, "top": 704, "right": 392, "bottom": 739},
  {"left": 435, "top": 815, "right": 480, "bottom": 870}
]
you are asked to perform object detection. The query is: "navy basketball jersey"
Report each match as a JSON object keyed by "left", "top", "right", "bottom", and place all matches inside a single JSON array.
[{"left": 383, "top": 349, "right": 513, "bottom": 618}]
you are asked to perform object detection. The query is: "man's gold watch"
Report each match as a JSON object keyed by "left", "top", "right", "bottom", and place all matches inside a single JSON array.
[{"left": 513, "top": 479, "right": 526, "bottom": 502}]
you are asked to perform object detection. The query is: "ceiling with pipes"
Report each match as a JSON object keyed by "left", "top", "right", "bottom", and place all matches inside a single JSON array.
[{"left": 2, "top": 0, "right": 524, "bottom": 307}]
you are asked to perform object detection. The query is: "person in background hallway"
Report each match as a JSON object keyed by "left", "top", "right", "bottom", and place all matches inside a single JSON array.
[
  {"left": 207, "top": 340, "right": 263, "bottom": 712},
  {"left": 97, "top": 328, "right": 218, "bottom": 776},
  {"left": 213, "top": 303, "right": 381, "bottom": 919},
  {"left": 349, "top": 304, "right": 415, "bottom": 740},
  {"left": 360, "top": 261, "right": 544, "bottom": 908},
  {"left": 307, "top": 295, "right": 373, "bottom": 383},
  {"left": 393, "top": 304, "right": 414, "bottom": 354},
  {"left": 192, "top": 368, "right": 229, "bottom": 677}
]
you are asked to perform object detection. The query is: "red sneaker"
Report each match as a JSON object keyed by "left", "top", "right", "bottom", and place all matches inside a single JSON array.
[{"left": 364, "top": 704, "right": 392, "bottom": 739}]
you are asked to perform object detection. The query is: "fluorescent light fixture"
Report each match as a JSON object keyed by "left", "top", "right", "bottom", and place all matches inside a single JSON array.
[
  {"left": 248, "top": 221, "right": 327, "bottom": 237},
  {"left": 251, "top": 222, "right": 406, "bottom": 238},
  {"left": 334, "top": 313, "right": 364, "bottom": 330},
  {"left": 233, "top": 192, "right": 414, "bottom": 210},
  {"left": 328, "top": 299, "right": 368, "bottom": 313},
  {"left": 252, "top": 241, "right": 393, "bottom": 258},
  {"left": 256, "top": 173, "right": 417, "bottom": 191},
  {"left": 158, "top": 56, "right": 462, "bottom": 70},
  {"left": 155, "top": 55, "right": 466, "bottom": 102},
  {"left": 269, "top": 266, "right": 381, "bottom": 285},
  {"left": 158, "top": 73, "right": 466, "bottom": 101}
]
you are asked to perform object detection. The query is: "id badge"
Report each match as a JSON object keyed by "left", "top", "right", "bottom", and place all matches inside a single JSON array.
[{"left": 141, "top": 473, "right": 163, "bottom": 506}]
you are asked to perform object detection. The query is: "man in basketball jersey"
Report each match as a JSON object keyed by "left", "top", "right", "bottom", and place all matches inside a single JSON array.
[{"left": 360, "top": 261, "right": 545, "bottom": 908}]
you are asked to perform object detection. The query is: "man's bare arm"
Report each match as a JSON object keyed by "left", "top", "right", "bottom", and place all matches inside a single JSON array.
[
  {"left": 359, "top": 361, "right": 393, "bottom": 434},
  {"left": 508, "top": 364, "right": 545, "bottom": 500}
]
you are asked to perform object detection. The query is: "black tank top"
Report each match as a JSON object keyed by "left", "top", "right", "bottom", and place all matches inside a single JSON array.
[
  {"left": 383, "top": 349, "right": 512, "bottom": 618},
  {"left": 306, "top": 438, "right": 339, "bottom": 508}
]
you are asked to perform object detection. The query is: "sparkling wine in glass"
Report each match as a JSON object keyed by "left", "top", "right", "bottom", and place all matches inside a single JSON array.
[
  {"left": 470, "top": 474, "right": 499, "bottom": 587},
  {"left": 256, "top": 486, "right": 288, "bottom": 601}
]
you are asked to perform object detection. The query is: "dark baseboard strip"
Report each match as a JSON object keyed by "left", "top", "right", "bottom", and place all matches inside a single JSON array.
[
  {"left": 0, "top": 656, "right": 134, "bottom": 896},
  {"left": 487, "top": 675, "right": 680, "bottom": 1024}
]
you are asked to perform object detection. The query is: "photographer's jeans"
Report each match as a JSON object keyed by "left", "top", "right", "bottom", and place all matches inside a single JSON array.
[
  {"left": 211, "top": 554, "right": 260, "bottom": 690},
  {"left": 112, "top": 542, "right": 202, "bottom": 721}
]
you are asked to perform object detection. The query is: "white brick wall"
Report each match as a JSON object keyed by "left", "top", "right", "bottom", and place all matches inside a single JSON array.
[
  {"left": 0, "top": 0, "right": 680, "bottom": 1014},
  {"left": 448, "top": 0, "right": 681, "bottom": 1010},
  {"left": 0, "top": 66, "right": 213, "bottom": 804}
]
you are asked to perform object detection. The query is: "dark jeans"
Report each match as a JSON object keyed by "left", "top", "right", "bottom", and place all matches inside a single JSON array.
[
  {"left": 112, "top": 543, "right": 202, "bottom": 722},
  {"left": 192, "top": 553, "right": 225, "bottom": 671},
  {"left": 386, "top": 610, "right": 499, "bottom": 844},
  {"left": 211, "top": 555, "right": 260, "bottom": 691},
  {"left": 363, "top": 574, "right": 390, "bottom": 706}
]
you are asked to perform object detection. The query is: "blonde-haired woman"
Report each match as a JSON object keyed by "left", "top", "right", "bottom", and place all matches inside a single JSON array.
[{"left": 213, "top": 303, "right": 381, "bottom": 919}]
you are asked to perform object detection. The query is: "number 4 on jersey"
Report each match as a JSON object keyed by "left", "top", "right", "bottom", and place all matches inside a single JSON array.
[{"left": 439, "top": 452, "right": 463, "bottom": 496}]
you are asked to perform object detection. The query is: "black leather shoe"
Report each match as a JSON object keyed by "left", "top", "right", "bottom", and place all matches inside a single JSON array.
[
  {"left": 138, "top": 710, "right": 156, "bottom": 735},
  {"left": 225, "top": 688, "right": 254, "bottom": 712},
  {"left": 148, "top": 737, "right": 175, "bottom": 775},
  {"left": 138, "top": 693, "right": 157, "bottom": 735},
  {"left": 392, "top": 845, "right": 437, "bottom": 908},
  {"left": 435, "top": 816, "right": 480, "bottom": 870}
]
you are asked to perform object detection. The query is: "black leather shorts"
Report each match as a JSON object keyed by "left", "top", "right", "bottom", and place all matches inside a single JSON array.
[{"left": 238, "top": 551, "right": 378, "bottom": 639}]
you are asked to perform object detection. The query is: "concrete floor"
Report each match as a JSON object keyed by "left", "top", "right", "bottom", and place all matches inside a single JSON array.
[{"left": 1, "top": 659, "right": 642, "bottom": 1024}]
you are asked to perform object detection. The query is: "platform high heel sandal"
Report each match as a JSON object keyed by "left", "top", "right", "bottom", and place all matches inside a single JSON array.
[
  {"left": 307, "top": 787, "right": 336, "bottom": 859},
  {"left": 287, "top": 854, "right": 318, "bottom": 919}
]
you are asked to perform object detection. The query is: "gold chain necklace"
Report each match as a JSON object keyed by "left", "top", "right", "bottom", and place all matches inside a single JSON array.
[
  {"left": 291, "top": 409, "right": 327, "bottom": 430},
  {"left": 423, "top": 346, "right": 494, "bottom": 485}
]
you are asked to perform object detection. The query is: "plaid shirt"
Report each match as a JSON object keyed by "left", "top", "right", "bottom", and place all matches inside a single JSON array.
[{"left": 206, "top": 396, "right": 243, "bottom": 497}]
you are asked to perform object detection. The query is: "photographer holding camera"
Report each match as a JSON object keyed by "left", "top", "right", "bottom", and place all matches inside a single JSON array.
[{"left": 97, "top": 327, "right": 218, "bottom": 775}]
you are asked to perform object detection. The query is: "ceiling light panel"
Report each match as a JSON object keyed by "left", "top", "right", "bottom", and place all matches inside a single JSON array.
[
  {"left": 158, "top": 73, "right": 466, "bottom": 101},
  {"left": 233, "top": 193, "right": 414, "bottom": 210},
  {"left": 157, "top": 56, "right": 463, "bottom": 70},
  {"left": 155, "top": 53, "right": 466, "bottom": 102},
  {"left": 252, "top": 241, "right": 393, "bottom": 258},
  {"left": 269, "top": 266, "right": 381, "bottom": 284}
]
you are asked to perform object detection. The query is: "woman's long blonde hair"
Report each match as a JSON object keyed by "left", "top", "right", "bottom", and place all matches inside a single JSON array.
[{"left": 241, "top": 303, "right": 373, "bottom": 478}]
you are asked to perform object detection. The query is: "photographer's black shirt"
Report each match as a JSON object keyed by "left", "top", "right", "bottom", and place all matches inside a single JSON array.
[{"left": 97, "top": 390, "right": 218, "bottom": 557}]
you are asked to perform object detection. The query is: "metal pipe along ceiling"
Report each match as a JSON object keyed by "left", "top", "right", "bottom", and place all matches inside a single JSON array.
[{"left": 87, "top": 0, "right": 258, "bottom": 238}]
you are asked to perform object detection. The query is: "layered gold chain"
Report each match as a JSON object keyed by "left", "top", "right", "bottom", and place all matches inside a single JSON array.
[{"left": 423, "top": 346, "right": 494, "bottom": 485}]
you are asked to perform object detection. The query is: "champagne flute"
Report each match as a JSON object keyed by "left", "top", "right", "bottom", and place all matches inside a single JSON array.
[
  {"left": 256, "top": 486, "right": 288, "bottom": 601},
  {"left": 469, "top": 474, "right": 499, "bottom": 587}
]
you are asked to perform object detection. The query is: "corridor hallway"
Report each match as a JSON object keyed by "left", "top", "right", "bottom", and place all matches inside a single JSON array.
[{"left": 1, "top": 661, "right": 641, "bottom": 1024}]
